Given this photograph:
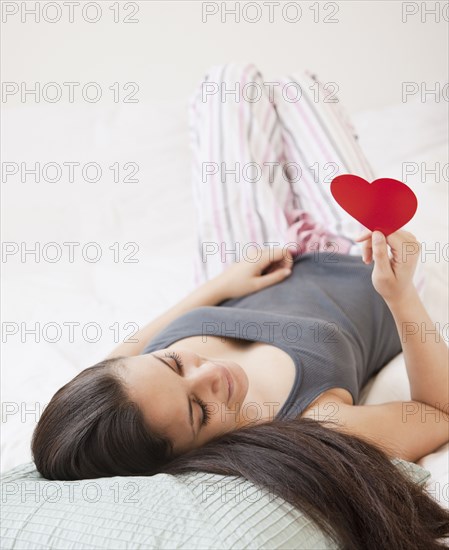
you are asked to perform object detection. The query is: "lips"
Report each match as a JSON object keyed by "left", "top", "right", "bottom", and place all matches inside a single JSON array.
[{"left": 222, "top": 366, "right": 233, "bottom": 405}]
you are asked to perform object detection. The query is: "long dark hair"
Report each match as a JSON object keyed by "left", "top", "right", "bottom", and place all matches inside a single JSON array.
[{"left": 32, "top": 357, "right": 449, "bottom": 549}]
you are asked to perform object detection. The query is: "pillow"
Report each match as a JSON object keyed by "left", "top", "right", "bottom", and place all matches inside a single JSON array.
[{"left": 0, "top": 458, "right": 431, "bottom": 550}]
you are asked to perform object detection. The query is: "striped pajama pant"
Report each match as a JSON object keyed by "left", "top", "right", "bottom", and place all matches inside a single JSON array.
[{"left": 187, "top": 63, "right": 387, "bottom": 288}]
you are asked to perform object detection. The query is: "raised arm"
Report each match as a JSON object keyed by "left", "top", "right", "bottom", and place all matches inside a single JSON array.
[
  {"left": 354, "top": 229, "right": 449, "bottom": 413},
  {"left": 304, "top": 229, "right": 448, "bottom": 461},
  {"left": 105, "top": 247, "right": 293, "bottom": 359},
  {"left": 386, "top": 288, "right": 449, "bottom": 409}
]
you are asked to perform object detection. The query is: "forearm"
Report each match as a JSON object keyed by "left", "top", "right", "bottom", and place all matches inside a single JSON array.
[
  {"left": 105, "top": 278, "right": 227, "bottom": 359},
  {"left": 386, "top": 289, "right": 449, "bottom": 411}
]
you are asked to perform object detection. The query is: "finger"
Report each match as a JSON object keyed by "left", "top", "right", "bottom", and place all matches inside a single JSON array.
[
  {"left": 371, "top": 231, "right": 394, "bottom": 277},
  {"left": 262, "top": 261, "right": 286, "bottom": 275},
  {"left": 261, "top": 247, "right": 293, "bottom": 269},
  {"left": 256, "top": 267, "right": 292, "bottom": 290},
  {"left": 361, "top": 239, "right": 373, "bottom": 264},
  {"left": 352, "top": 230, "right": 373, "bottom": 263},
  {"left": 354, "top": 230, "right": 374, "bottom": 262},
  {"left": 274, "top": 246, "right": 294, "bottom": 264},
  {"left": 353, "top": 229, "right": 372, "bottom": 242},
  {"left": 384, "top": 230, "right": 419, "bottom": 263},
  {"left": 280, "top": 249, "right": 294, "bottom": 269}
]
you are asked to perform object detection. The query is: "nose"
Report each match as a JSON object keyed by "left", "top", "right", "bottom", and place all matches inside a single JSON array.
[{"left": 188, "top": 358, "right": 229, "bottom": 404}]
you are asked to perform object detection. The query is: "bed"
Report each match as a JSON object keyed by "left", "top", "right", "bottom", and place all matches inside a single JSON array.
[{"left": 1, "top": 92, "right": 448, "bottom": 547}]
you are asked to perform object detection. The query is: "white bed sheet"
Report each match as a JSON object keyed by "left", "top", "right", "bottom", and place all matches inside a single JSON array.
[{"left": 2, "top": 96, "right": 448, "bottom": 509}]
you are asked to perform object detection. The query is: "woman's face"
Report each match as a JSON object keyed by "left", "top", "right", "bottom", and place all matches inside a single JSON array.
[{"left": 119, "top": 348, "right": 250, "bottom": 456}]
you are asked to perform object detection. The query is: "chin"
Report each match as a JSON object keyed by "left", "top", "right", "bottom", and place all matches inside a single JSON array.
[{"left": 227, "top": 359, "right": 248, "bottom": 400}]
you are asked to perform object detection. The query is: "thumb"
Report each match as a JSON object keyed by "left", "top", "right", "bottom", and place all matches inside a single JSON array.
[
  {"left": 257, "top": 266, "right": 292, "bottom": 289},
  {"left": 371, "top": 231, "right": 393, "bottom": 276}
]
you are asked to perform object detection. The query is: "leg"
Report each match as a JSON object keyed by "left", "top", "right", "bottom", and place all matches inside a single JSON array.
[
  {"left": 272, "top": 71, "right": 375, "bottom": 249},
  {"left": 188, "top": 62, "right": 293, "bottom": 285},
  {"left": 272, "top": 71, "right": 425, "bottom": 296},
  {"left": 188, "top": 65, "right": 425, "bottom": 295}
]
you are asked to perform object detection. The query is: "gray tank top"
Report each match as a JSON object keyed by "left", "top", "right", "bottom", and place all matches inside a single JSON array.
[{"left": 141, "top": 252, "right": 402, "bottom": 420}]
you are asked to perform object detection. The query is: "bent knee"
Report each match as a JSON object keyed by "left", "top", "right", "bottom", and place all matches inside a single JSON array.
[
  {"left": 191, "top": 62, "right": 264, "bottom": 104},
  {"left": 205, "top": 62, "right": 262, "bottom": 85}
]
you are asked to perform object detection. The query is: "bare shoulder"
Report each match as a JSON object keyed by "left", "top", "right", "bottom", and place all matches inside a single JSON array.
[
  {"left": 301, "top": 388, "right": 353, "bottom": 420},
  {"left": 301, "top": 397, "right": 449, "bottom": 462}
]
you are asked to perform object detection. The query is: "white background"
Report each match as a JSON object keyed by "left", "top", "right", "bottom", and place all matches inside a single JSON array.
[
  {"left": 1, "top": 0, "right": 448, "bottom": 501},
  {"left": 2, "top": 0, "right": 448, "bottom": 111}
]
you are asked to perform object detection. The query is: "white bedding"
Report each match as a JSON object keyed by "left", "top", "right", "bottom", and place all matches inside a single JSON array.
[{"left": 2, "top": 96, "right": 448, "bottom": 508}]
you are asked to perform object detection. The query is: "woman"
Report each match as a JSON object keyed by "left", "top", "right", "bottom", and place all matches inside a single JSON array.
[{"left": 32, "top": 64, "right": 449, "bottom": 548}]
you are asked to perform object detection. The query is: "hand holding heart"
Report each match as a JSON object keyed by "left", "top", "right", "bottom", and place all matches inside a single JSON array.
[
  {"left": 354, "top": 229, "right": 421, "bottom": 306},
  {"left": 331, "top": 174, "right": 420, "bottom": 304}
]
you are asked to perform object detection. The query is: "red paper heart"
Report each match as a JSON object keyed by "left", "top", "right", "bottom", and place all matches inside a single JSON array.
[{"left": 330, "top": 175, "right": 418, "bottom": 236}]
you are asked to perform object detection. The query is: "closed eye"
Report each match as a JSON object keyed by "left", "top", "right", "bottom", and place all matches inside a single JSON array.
[{"left": 164, "top": 351, "right": 211, "bottom": 427}]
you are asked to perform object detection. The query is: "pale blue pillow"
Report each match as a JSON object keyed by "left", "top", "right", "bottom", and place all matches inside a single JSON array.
[{"left": 0, "top": 458, "right": 431, "bottom": 549}]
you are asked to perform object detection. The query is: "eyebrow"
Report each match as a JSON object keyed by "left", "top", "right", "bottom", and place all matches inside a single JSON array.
[{"left": 151, "top": 353, "right": 197, "bottom": 440}]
